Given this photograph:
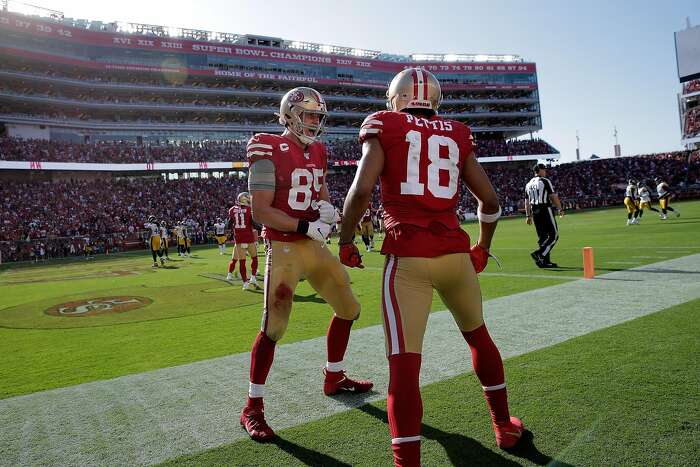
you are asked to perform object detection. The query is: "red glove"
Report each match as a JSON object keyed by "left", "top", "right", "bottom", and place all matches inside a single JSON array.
[
  {"left": 469, "top": 244, "right": 489, "bottom": 273},
  {"left": 339, "top": 243, "right": 364, "bottom": 268}
]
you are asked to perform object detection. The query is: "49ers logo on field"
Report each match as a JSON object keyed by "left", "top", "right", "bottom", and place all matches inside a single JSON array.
[{"left": 45, "top": 296, "right": 152, "bottom": 317}]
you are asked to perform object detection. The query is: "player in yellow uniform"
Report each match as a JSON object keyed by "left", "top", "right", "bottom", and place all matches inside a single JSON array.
[
  {"left": 635, "top": 181, "right": 660, "bottom": 223},
  {"left": 655, "top": 177, "right": 680, "bottom": 220},
  {"left": 214, "top": 217, "right": 227, "bottom": 255},
  {"left": 145, "top": 215, "right": 163, "bottom": 267},
  {"left": 159, "top": 220, "right": 170, "bottom": 262},
  {"left": 624, "top": 179, "right": 640, "bottom": 225}
]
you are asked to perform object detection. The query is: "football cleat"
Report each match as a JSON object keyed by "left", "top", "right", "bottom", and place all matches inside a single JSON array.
[
  {"left": 243, "top": 281, "right": 251, "bottom": 291},
  {"left": 152, "top": 262, "right": 158, "bottom": 268},
  {"left": 226, "top": 272, "right": 233, "bottom": 281},
  {"left": 240, "top": 408, "right": 275, "bottom": 442},
  {"left": 660, "top": 214, "right": 667, "bottom": 220},
  {"left": 249, "top": 276, "right": 258, "bottom": 287},
  {"left": 493, "top": 416, "right": 525, "bottom": 449},
  {"left": 160, "top": 258, "right": 165, "bottom": 266},
  {"left": 323, "top": 369, "right": 374, "bottom": 396}
]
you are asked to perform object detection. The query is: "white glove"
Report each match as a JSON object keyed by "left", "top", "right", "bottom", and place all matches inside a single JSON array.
[
  {"left": 306, "top": 220, "right": 332, "bottom": 242},
  {"left": 317, "top": 200, "right": 340, "bottom": 224}
]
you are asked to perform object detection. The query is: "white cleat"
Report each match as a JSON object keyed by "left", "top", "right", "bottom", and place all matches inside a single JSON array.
[
  {"left": 627, "top": 219, "right": 632, "bottom": 225},
  {"left": 249, "top": 275, "right": 258, "bottom": 287},
  {"left": 160, "top": 258, "right": 165, "bottom": 266},
  {"left": 226, "top": 272, "right": 233, "bottom": 281},
  {"left": 660, "top": 214, "right": 667, "bottom": 220},
  {"left": 152, "top": 262, "right": 158, "bottom": 268},
  {"left": 242, "top": 281, "right": 251, "bottom": 291}
]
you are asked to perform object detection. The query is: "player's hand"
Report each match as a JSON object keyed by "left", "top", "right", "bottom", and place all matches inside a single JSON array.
[
  {"left": 559, "top": 209, "right": 565, "bottom": 218},
  {"left": 317, "top": 200, "right": 339, "bottom": 224},
  {"left": 469, "top": 244, "right": 489, "bottom": 274},
  {"left": 339, "top": 243, "right": 364, "bottom": 268},
  {"left": 525, "top": 216, "right": 532, "bottom": 225},
  {"left": 306, "top": 220, "right": 332, "bottom": 242}
]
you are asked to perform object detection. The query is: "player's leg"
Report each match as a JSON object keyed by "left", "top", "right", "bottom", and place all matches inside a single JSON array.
[
  {"left": 434, "top": 253, "right": 524, "bottom": 449},
  {"left": 247, "top": 243, "right": 259, "bottom": 286},
  {"left": 241, "top": 240, "right": 304, "bottom": 441},
  {"left": 659, "top": 197, "right": 668, "bottom": 218},
  {"left": 239, "top": 243, "right": 250, "bottom": 289},
  {"left": 150, "top": 238, "right": 158, "bottom": 267},
  {"left": 625, "top": 198, "right": 634, "bottom": 224},
  {"left": 540, "top": 209, "right": 559, "bottom": 265},
  {"left": 368, "top": 223, "right": 375, "bottom": 250},
  {"left": 304, "top": 241, "right": 373, "bottom": 395},
  {"left": 379, "top": 255, "right": 433, "bottom": 467},
  {"left": 531, "top": 211, "right": 547, "bottom": 266}
]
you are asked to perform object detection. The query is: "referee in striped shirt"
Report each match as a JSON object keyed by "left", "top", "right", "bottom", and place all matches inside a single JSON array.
[{"left": 524, "top": 163, "right": 564, "bottom": 268}]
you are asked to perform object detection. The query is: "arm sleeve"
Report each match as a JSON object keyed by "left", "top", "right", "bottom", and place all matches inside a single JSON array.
[{"left": 248, "top": 158, "right": 276, "bottom": 191}]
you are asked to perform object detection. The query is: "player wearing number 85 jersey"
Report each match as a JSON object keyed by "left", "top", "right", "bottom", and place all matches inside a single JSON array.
[
  {"left": 340, "top": 68, "right": 523, "bottom": 467},
  {"left": 240, "top": 87, "right": 373, "bottom": 443}
]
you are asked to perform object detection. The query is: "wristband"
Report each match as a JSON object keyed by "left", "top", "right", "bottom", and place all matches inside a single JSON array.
[
  {"left": 296, "top": 219, "right": 309, "bottom": 234},
  {"left": 477, "top": 205, "right": 502, "bottom": 223}
]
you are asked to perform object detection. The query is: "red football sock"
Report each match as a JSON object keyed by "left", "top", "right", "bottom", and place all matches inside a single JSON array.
[
  {"left": 246, "top": 331, "right": 276, "bottom": 410},
  {"left": 462, "top": 324, "right": 510, "bottom": 424},
  {"left": 239, "top": 259, "right": 248, "bottom": 282},
  {"left": 388, "top": 353, "right": 422, "bottom": 467},
  {"left": 228, "top": 259, "right": 237, "bottom": 274},
  {"left": 326, "top": 316, "right": 353, "bottom": 369},
  {"left": 251, "top": 256, "right": 259, "bottom": 276}
]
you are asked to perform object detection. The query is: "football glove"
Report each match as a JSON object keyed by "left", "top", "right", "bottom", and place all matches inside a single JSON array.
[
  {"left": 339, "top": 243, "right": 364, "bottom": 268},
  {"left": 306, "top": 220, "right": 332, "bottom": 242},
  {"left": 317, "top": 200, "right": 340, "bottom": 224},
  {"left": 469, "top": 244, "right": 489, "bottom": 274}
]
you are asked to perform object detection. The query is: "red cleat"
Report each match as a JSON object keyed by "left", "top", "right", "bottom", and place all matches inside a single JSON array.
[
  {"left": 240, "top": 407, "right": 275, "bottom": 442},
  {"left": 323, "top": 369, "right": 374, "bottom": 396},
  {"left": 493, "top": 416, "right": 524, "bottom": 449}
]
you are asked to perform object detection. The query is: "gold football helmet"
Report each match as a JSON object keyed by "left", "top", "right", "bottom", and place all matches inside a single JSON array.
[
  {"left": 386, "top": 67, "right": 442, "bottom": 113},
  {"left": 237, "top": 192, "right": 251, "bottom": 206},
  {"left": 277, "top": 87, "right": 328, "bottom": 145}
]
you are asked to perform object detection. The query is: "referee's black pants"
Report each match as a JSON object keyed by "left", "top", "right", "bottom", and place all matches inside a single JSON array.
[{"left": 533, "top": 206, "right": 559, "bottom": 260}]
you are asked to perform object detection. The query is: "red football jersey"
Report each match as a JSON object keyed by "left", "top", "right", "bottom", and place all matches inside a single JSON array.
[
  {"left": 359, "top": 110, "right": 475, "bottom": 257},
  {"left": 228, "top": 204, "right": 256, "bottom": 244},
  {"left": 247, "top": 133, "right": 326, "bottom": 242}
]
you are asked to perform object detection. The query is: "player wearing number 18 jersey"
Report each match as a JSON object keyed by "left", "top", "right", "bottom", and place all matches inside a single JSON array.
[
  {"left": 340, "top": 68, "right": 523, "bottom": 467},
  {"left": 239, "top": 87, "right": 373, "bottom": 442}
]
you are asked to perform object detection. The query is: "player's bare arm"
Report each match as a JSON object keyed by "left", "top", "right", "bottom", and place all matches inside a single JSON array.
[
  {"left": 524, "top": 198, "right": 533, "bottom": 225},
  {"left": 549, "top": 193, "right": 565, "bottom": 217},
  {"left": 340, "top": 138, "right": 385, "bottom": 244},
  {"left": 461, "top": 152, "right": 499, "bottom": 251}
]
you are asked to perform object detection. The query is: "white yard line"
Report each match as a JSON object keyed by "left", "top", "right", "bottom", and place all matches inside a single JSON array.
[{"left": 1, "top": 254, "right": 700, "bottom": 466}]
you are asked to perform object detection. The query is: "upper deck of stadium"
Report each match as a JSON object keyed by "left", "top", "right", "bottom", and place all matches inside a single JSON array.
[{"left": 0, "top": 4, "right": 543, "bottom": 140}]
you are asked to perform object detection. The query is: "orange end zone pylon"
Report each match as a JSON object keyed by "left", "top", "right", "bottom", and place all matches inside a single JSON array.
[{"left": 583, "top": 247, "right": 595, "bottom": 279}]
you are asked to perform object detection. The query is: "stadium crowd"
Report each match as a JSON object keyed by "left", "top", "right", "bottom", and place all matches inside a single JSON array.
[
  {"left": 0, "top": 136, "right": 558, "bottom": 163},
  {"left": 1, "top": 150, "right": 698, "bottom": 262},
  {"left": 684, "top": 106, "right": 700, "bottom": 138}
]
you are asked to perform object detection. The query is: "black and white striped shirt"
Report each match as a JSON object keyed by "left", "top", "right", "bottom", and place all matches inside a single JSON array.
[{"left": 525, "top": 176, "right": 554, "bottom": 207}]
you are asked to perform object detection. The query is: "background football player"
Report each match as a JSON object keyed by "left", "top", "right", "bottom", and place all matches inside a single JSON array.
[
  {"left": 213, "top": 217, "right": 227, "bottom": 255},
  {"left": 624, "top": 179, "right": 640, "bottom": 225},
  {"left": 636, "top": 181, "right": 660, "bottom": 222},
  {"left": 360, "top": 204, "right": 375, "bottom": 252},
  {"left": 226, "top": 192, "right": 259, "bottom": 290},
  {"left": 339, "top": 68, "right": 523, "bottom": 466},
  {"left": 655, "top": 176, "right": 680, "bottom": 219},
  {"left": 240, "top": 87, "right": 373, "bottom": 442},
  {"left": 159, "top": 220, "right": 170, "bottom": 262},
  {"left": 144, "top": 215, "right": 163, "bottom": 267}
]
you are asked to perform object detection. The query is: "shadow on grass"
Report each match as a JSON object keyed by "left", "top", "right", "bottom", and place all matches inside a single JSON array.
[
  {"left": 358, "top": 404, "right": 570, "bottom": 466},
  {"left": 272, "top": 437, "right": 352, "bottom": 467}
]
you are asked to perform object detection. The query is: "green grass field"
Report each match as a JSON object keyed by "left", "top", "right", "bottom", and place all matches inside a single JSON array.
[{"left": 1, "top": 201, "right": 699, "bottom": 466}]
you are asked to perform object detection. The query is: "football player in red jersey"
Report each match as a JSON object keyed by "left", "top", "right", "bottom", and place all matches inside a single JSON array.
[
  {"left": 360, "top": 204, "right": 375, "bottom": 252},
  {"left": 226, "top": 192, "right": 260, "bottom": 290},
  {"left": 340, "top": 69, "right": 524, "bottom": 466},
  {"left": 240, "top": 87, "right": 373, "bottom": 442}
]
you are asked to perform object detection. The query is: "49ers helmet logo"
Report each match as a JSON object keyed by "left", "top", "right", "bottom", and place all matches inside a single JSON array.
[
  {"left": 287, "top": 89, "right": 305, "bottom": 103},
  {"left": 45, "top": 296, "right": 152, "bottom": 317}
]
